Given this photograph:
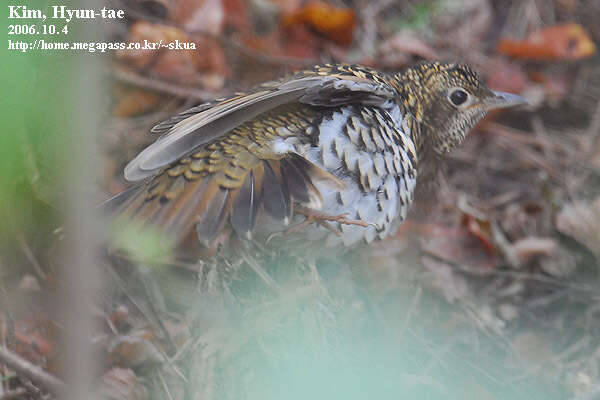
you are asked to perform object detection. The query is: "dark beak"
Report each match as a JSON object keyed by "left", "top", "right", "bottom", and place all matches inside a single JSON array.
[{"left": 485, "top": 91, "right": 528, "bottom": 110}]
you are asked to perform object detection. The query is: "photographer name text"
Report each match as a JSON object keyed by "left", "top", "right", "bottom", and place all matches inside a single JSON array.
[{"left": 9, "top": 5, "right": 124, "bottom": 23}]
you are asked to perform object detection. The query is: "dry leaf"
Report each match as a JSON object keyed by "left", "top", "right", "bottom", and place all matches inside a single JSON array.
[
  {"left": 498, "top": 23, "right": 596, "bottom": 60},
  {"left": 512, "top": 237, "right": 558, "bottom": 263},
  {"left": 462, "top": 214, "right": 496, "bottom": 255},
  {"left": 108, "top": 330, "right": 165, "bottom": 367},
  {"left": 420, "top": 223, "right": 500, "bottom": 272},
  {"left": 110, "top": 305, "right": 130, "bottom": 327},
  {"left": 13, "top": 315, "right": 58, "bottom": 370},
  {"left": 281, "top": 24, "right": 322, "bottom": 59},
  {"left": 223, "top": 0, "right": 251, "bottom": 32},
  {"left": 113, "top": 89, "right": 160, "bottom": 118},
  {"left": 282, "top": 1, "right": 356, "bottom": 46}
]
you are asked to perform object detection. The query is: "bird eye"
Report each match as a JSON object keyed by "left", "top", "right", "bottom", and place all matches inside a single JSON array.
[{"left": 448, "top": 89, "right": 469, "bottom": 107}]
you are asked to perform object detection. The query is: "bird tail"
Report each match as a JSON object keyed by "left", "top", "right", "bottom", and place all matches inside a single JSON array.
[{"left": 103, "top": 155, "right": 343, "bottom": 252}]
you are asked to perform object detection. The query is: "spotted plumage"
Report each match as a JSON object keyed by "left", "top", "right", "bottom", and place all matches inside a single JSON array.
[{"left": 107, "top": 62, "right": 525, "bottom": 253}]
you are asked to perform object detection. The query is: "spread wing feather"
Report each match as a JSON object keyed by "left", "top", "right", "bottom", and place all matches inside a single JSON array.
[
  {"left": 124, "top": 66, "right": 396, "bottom": 181},
  {"left": 149, "top": 101, "right": 222, "bottom": 136},
  {"left": 109, "top": 64, "right": 398, "bottom": 251}
]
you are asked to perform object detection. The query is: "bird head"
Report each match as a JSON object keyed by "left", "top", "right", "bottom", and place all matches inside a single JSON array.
[{"left": 395, "top": 62, "right": 526, "bottom": 155}]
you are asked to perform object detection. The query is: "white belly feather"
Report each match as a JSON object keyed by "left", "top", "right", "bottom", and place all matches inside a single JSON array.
[{"left": 289, "top": 104, "right": 418, "bottom": 246}]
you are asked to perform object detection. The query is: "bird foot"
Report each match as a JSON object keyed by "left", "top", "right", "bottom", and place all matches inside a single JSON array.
[
  {"left": 266, "top": 206, "right": 374, "bottom": 243},
  {"left": 294, "top": 205, "right": 374, "bottom": 235}
]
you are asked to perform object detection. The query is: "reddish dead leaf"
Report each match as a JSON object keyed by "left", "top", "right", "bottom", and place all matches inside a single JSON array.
[
  {"left": 243, "top": 25, "right": 320, "bottom": 61},
  {"left": 282, "top": 1, "right": 356, "bottom": 47},
  {"left": 498, "top": 23, "right": 596, "bottom": 61},
  {"left": 462, "top": 214, "right": 496, "bottom": 256},
  {"left": 223, "top": 0, "right": 251, "bottom": 32},
  {"left": 282, "top": 24, "right": 322, "bottom": 59},
  {"left": 420, "top": 223, "right": 500, "bottom": 272},
  {"left": 99, "top": 368, "right": 147, "bottom": 400},
  {"left": 13, "top": 315, "right": 58, "bottom": 369},
  {"left": 108, "top": 330, "right": 165, "bottom": 367},
  {"left": 110, "top": 305, "right": 130, "bottom": 328},
  {"left": 113, "top": 88, "right": 160, "bottom": 118}
]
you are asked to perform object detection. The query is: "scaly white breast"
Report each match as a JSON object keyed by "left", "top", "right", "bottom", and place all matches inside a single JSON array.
[{"left": 291, "top": 103, "right": 418, "bottom": 246}]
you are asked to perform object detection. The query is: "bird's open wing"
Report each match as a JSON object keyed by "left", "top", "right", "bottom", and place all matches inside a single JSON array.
[
  {"left": 124, "top": 64, "right": 397, "bottom": 181},
  {"left": 111, "top": 65, "right": 397, "bottom": 251},
  {"left": 112, "top": 104, "right": 344, "bottom": 248}
]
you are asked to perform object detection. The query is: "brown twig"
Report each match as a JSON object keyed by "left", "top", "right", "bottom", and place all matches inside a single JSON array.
[
  {"left": 0, "top": 347, "right": 65, "bottom": 395},
  {"left": 111, "top": 67, "right": 226, "bottom": 101}
]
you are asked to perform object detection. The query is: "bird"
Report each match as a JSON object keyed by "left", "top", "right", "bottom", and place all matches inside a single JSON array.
[{"left": 106, "top": 62, "right": 526, "bottom": 255}]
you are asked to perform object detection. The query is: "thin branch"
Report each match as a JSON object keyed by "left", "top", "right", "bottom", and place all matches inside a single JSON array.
[
  {"left": 0, "top": 347, "right": 65, "bottom": 395},
  {"left": 111, "top": 68, "right": 226, "bottom": 101}
]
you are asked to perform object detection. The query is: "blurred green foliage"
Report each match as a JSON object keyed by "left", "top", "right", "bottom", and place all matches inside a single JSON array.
[
  {"left": 1, "top": 2, "right": 75, "bottom": 261},
  {"left": 389, "top": 1, "right": 440, "bottom": 31},
  {"left": 110, "top": 220, "right": 175, "bottom": 266}
]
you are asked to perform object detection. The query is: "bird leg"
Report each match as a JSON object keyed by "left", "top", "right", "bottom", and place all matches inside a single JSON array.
[
  {"left": 293, "top": 205, "right": 374, "bottom": 235},
  {"left": 266, "top": 205, "right": 374, "bottom": 242}
]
